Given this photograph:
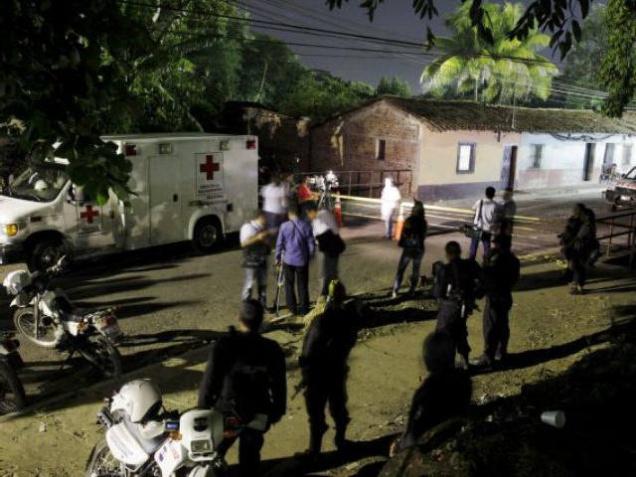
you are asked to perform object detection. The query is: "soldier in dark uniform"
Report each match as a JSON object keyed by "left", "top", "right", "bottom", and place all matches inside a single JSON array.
[
  {"left": 471, "top": 234, "right": 520, "bottom": 368},
  {"left": 299, "top": 280, "right": 359, "bottom": 455},
  {"left": 198, "top": 300, "right": 287, "bottom": 477},
  {"left": 433, "top": 241, "right": 482, "bottom": 369}
]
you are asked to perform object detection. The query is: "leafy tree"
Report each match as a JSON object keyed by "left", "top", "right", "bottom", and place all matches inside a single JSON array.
[
  {"left": 376, "top": 76, "right": 412, "bottom": 97},
  {"left": 278, "top": 70, "right": 374, "bottom": 121},
  {"left": 326, "top": 0, "right": 636, "bottom": 116},
  {"left": 421, "top": 2, "right": 557, "bottom": 104}
]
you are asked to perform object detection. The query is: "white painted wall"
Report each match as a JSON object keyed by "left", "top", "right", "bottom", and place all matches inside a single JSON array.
[{"left": 516, "top": 133, "right": 636, "bottom": 190}]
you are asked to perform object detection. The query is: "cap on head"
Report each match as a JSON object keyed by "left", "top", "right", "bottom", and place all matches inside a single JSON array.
[{"left": 239, "top": 299, "right": 264, "bottom": 331}]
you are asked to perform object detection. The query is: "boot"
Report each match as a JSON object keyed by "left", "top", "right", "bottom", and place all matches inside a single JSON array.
[
  {"left": 307, "top": 424, "right": 326, "bottom": 456},
  {"left": 334, "top": 424, "right": 352, "bottom": 452}
]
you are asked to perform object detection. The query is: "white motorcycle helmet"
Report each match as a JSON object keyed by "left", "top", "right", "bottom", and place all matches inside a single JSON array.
[
  {"left": 33, "top": 179, "right": 49, "bottom": 192},
  {"left": 3, "top": 270, "right": 31, "bottom": 296},
  {"left": 111, "top": 379, "right": 162, "bottom": 423}
]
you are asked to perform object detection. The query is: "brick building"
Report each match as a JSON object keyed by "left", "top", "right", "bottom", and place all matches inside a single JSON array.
[{"left": 309, "top": 97, "right": 636, "bottom": 201}]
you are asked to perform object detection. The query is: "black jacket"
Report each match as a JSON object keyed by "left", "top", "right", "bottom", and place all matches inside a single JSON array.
[
  {"left": 482, "top": 249, "right": 520, "bottom": 301},
  {"left": 397, "top": 370, "right": 472, "bottom": 452},
  {"left": 398, "top": 216, "right": 427, "bottom": 256},
  {"left": 198, "top": 328, "right": 287, "bottom": 425},
  {"left": 433, "top": 258, "right": 482, "bottom": 305},
  {"left": 299, "top": 303, "right": 358, "bottom": 383}
]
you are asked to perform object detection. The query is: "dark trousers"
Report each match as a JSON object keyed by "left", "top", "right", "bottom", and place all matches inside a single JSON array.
[
  {"left": 570, "top": 257, "right": 587, "bottom": 287},
  {"left": 305, "top": 375, "right": 350, "bottom": 452},
  {"left": 393, "top": 249, "right": 423, "bottom": 293},
  {"left": 469, "top": 232, "right": 491, "bottom": 260},
  {"left": 483, "top": 295, "right": 512, "bottom": 359},
  {"left": 320, "top": 253, "right": 339, "bottom": 296},
  {"left": 219, "top": 429, "right": 264, "bottom": 477},
  {"left": 283, "top": 264, "right": 310, "bottom": 315},
  {"left": 436, "top": 300, "right": 471, "bottom": 359}
]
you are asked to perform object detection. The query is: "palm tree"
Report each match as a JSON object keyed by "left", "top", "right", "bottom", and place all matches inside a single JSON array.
[{"left": 421, "top": 2, "right": 558, "bottom": 104}]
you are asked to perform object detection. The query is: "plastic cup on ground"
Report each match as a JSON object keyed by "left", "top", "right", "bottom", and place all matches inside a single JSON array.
[{"left": 540, "top": 410, "right": 566, "bottom": 429}]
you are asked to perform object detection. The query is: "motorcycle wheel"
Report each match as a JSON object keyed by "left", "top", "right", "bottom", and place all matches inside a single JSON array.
[
  {"left": 85, "top": 439, "right": 127, "bottom": 477},
  {"left": 0, "top": 360, "right": 27, "bottom": 414},
  {"left": 79, "top": 335, "right": 123, "bottom": 379},
  {"left": 13, "top": 307, "right": 60, "bottom": 348}
]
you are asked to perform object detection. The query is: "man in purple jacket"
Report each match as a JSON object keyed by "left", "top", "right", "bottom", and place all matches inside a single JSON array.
[{"left": 275, "top": 203, "right": 316, "bottom": 316}]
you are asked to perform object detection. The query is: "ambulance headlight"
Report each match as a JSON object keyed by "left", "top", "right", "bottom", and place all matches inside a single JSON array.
[{"left": 2, "top": 224, "right": 19, "bottom": 237}]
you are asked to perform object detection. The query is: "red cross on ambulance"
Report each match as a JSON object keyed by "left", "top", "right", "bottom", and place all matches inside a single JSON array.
[
  {"left": 199, "top": 155, "right": 220, "bottom": 181},
  {"left": 80, "top": 205, "right": 99, "bottom": 224}
]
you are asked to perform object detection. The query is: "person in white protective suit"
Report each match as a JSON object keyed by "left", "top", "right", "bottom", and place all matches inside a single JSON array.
[{"left": 380, "top": 178, "right": 401, "bottom": 239}]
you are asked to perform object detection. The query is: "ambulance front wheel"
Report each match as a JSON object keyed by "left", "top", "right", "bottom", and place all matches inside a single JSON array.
[
  {"left": 28, "top": 238, "right": 67, "bottom": 272},
  {"left": 193, "top": 218, "right": 222, "bottom": 254}
]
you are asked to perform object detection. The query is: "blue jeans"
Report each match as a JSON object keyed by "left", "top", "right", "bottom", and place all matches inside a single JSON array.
[
  {"left": 469, "top": 232, "right": 491, "bottom": 260},
  {"left": 393, "top": 249, "right": 424, "bottom": 293},
  {"left": 242, "top": 266, "right": 268, "bottom": 306}
]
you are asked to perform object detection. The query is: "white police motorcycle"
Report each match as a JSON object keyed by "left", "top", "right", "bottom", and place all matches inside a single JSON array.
[
  {"left": 3, "top": 256, "right": 123, "bottom": 378},
  {"left": 86, "top": 380, "right": 226, "bottom": 477}
]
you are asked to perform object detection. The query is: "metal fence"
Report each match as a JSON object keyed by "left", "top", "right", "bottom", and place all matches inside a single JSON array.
[
  {"left": 597, "top": 210, "right": 636, "bottom": 267},
  {"left": 297, "top": 169, "right": 413, "bottom": 198}
]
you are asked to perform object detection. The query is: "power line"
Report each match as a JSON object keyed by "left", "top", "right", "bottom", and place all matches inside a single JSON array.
[{"left": 118, "top": 0, "right": 559, "bottom": 67}]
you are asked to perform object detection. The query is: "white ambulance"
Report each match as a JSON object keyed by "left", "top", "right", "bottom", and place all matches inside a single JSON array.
[{"left": 0, "top": 133, "right": 259, "bottom": 270}]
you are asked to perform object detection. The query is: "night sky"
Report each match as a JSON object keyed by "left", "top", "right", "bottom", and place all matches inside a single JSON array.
[{"left": 242, "top": 0, "right": 566, "bottom": 92}]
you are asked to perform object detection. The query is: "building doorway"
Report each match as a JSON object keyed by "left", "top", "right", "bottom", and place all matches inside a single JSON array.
[
  {"left": 500, "top": 145, "right": 518, "bottom": 190},
  {"left": 583, "top": 143, "right": 596, "bottom": 181}
]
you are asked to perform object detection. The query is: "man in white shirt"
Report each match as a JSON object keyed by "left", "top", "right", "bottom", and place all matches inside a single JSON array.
[
  {"left": 381, "top": 178, "right": 402, "bottom": 239},
  {"left": 260, "top": 175, "right": 289, "bottom": 237},
  {"left": 469, "top": 186, "right": 500, "bottom": 260},
  {"left": 240, "top": 211, "right": 271, "bottom": 306}
]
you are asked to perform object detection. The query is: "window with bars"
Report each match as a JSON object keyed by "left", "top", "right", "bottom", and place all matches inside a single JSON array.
[
  {"left": 456, "top": 143, "right": 476, "bottom": 173},
  {"left": 530, "top": 144, "right": 544, "bottom": 169}
]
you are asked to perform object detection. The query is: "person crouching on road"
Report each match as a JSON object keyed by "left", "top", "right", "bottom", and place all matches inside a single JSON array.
[
  {"left": 198, "top": 300, "right": 287, "bottom": 477},
  {"left": 275, "top": 202, "right": 316, "bottom": 317},
  {"left": 390, "top": 331, "right": 472, "bottom": 456},
  {"left": 305, "top": 201, "right": 346, "bottom": 297},
  {"left": 433, "top": 241, "right": 482, "bottom": 369},
  {"left": 392, "top": 200, "right": 427, "bottom": 298},
  {"left": 240, "top": 210, "right": 271, "bottom": 307},
  {"left": 471, "top": 234, "right": 520, "bottom": 369},
  {"left": 299, "top": 280, "right": 359, "bottom": 455}
]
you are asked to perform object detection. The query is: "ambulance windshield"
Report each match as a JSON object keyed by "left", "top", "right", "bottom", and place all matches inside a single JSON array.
[
  {"left": 2, "top": 164, "right": 69, "bottom": 202},
  {"left": 625, "top": 167, "right": 636, "bottom": 180}
]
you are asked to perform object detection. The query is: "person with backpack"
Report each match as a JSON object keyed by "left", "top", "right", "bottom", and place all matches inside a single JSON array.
[
  {"left": 305, "top": 201, "right": 346, "bottom": 297},
  {"left": 275, "top": 202, "right": 316, "bottom": 316},
  {"left": 198, "top": 300, "right": 287, "bottom": 477},
  {"left": 392, "top": 200, "right": 427, "bottom": 298},
  {"left": 471, "top": 234, "right": 520, "bottom": 368},
  {"left": 298, "top": 280, "right": 359, "bottom": 456},
  {"left": 559, "top": 203, "right": 598, "bottom": 295},
  {"left": 469, "top": 186, "right": 500, "bottom": 261}
]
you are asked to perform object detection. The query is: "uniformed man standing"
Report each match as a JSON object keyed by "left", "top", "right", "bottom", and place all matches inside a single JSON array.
[
  {"left": 198, "top": 300, "right": 287, "bottom": 477},
  {"left": 299, "top": 280, "right": 358, "bottom": 455},
  {"left": 433, "top": 241, "right": 482, "bottom": 369},
  {"left": 471, "top": 234, "right": 520, "bottom": 368}
]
